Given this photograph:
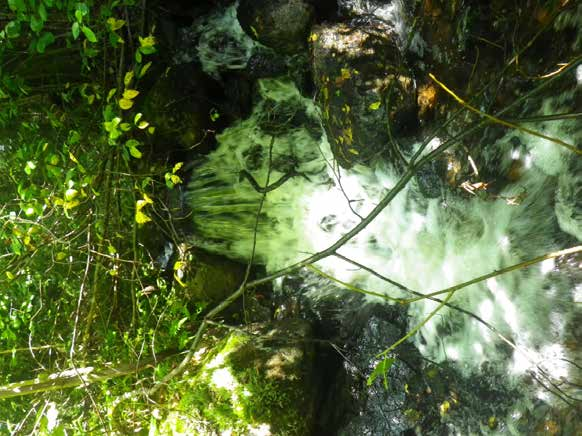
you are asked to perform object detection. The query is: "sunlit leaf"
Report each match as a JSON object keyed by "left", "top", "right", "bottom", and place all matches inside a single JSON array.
[
  {"left": 368, "top": 101, "right": 382, "bottom": 110},
  {"left": 81, "top": 25, "right": 97, "bottom": 43},
  {"left": 123, "top": 89, "right": 139, "bottom": 100},
  {"left": 64, "top": 188, "right": 78, "bottom": 200},
  {"left": 139, "top": 35, "right": 156, "bottom": 48},
  {"left": 63, "top": 200, "right": 80, "bottom": 210},
  {"left": 135, "top": 210, "right": 151, "bottom": 224},
  {"left": 367, "top": 357, "right": 394, "bottom": 389},
  {"left": 124, "top": 71, "right": 134, "bottom": 87},
  {"left": 138, "top": 61, "right": 152, "bottom": 78},
  {"left": 24, "top": 161, "right": 36, "bottom": 175},
  {"left": 107, "top": 18, "right": 125, "bottom": 31},
  {"left": 129, "top": 146, "right": 142, "bottom": 159},
  {"left": 118, "top": 98, "right": 133, "bottom": 110}
]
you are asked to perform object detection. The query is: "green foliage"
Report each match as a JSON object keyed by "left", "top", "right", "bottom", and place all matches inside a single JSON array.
[
  {"left": 367, "top": 357, "right": 395, "bottom": 389},
  {"left": 0, "top": 1, "right": 199, "bottom": 433}
]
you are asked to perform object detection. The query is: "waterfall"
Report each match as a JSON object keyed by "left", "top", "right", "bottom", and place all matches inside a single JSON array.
[{"left": 185, "top": 2, "right": 582, "bottom": 430}]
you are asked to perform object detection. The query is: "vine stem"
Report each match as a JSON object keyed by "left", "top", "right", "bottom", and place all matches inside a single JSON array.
[{"left": 403, "top": 245, "right": 582, "bottom": 303}]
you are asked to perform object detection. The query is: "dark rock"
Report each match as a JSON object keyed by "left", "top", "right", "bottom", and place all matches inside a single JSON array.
[
  {"left": 238, "top": 0, "right": 315, "bottom": 54},
  {"left": 310, "top": 18, "right": 417, "bottom": 168},
  {"left": 246, "top": 47, "right": 288, "bottom": 79},
  {"left": 174, "top": 245, "right": 245, "bottom": 304},
  {"left": 143, "top": 64, "right": 222, "bottom": 153}
]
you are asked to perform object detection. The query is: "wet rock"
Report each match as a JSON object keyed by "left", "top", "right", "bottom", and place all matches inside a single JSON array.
[
  {"left": 174, "top": 245, "right": 245, "bottom": 304},
  {"left": 246, "top": 47, "right": 288, "bottom": 79},
  {"left": 238, "top": 0, "right": 315, "bottom": 54},
  {"left": 338, "top": 0, "right": 402, "bottom": 18},
  {"left": 143, "top": 64, "right": 220, "bottom": 152},
  {"left": 310, "top": 18, "right": 417, "bottom": 168},
  {"left": 332, "top": 303, "right": 419, "bottom": 435}
]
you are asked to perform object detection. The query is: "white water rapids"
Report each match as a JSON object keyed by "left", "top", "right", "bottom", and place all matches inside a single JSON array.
[
  {"left": 189, "top": 76, "right": 581, "bottom": 403},
  {"left": 185, "top": 2, "right": 582, "bottom": 427}
]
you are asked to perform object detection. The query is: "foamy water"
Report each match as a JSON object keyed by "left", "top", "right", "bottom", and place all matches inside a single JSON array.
[{"left": 185, "top": 4, "right": 582, "bottom": 423}]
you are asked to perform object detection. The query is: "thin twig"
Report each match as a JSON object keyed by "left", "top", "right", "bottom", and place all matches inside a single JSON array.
[{"left": 429, "top": 70, "right": 581, "bottom": 155}]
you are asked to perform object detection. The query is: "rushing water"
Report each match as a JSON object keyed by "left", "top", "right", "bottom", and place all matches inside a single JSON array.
[{"left": 185, "top": 3, "right": 582, "bottom": 431}]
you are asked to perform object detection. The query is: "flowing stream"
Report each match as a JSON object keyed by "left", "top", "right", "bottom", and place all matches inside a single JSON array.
[{"left": 185, "top": 3, "right": 582, "bottom": 432}]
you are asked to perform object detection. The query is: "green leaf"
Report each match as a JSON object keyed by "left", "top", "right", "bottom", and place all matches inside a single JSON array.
[
  {"left": 118, "top": 98, "right": 133, "bottom": 110},
  {"left": 139, "top": 45, "right": 156, "bottom": 55},
  {"left": 81, "top": 25, "right": 97, "bottom": 43},
  {"left": 8, "top": 0, "right": 25, "bottom": 12},
  {"left": 30, "top": 15, "right": 44, "bottom": 33},
  {"left": 75, "top": 2, "right": 89, "bottom": 19},
  {"left": 106, "top": 88, "right": 117, "bottom": 102},
  {"left": 125, "top": 139, "right": 140, "bottom": 148},
  {"left": 368, "top": 101, "right": 382, "bottom": 110},
  {"left": 122, "top": 89, "right": 139, "bottom": 100},
  {"left": 367, "top": 357, "right": 394, "bottom": 389},
  {"left": 36, "top": 32, "right": 55, "bottom": 53},
  {"left": 39, "top": 3, "right": 48, "bottom": 21},
  {"left": 5, "top": 21, "right": 21, "bottom": 39},
  {"left": 72, "top": 22, "right": 80, "bottom": 40},
  {"left": 138, "top": 61, "right": 152, "bottom": 78}
]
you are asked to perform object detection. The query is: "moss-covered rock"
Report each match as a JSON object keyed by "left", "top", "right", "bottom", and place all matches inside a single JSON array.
[
  {"left": 156, "top": 318, "right": 318, "bottom": 435},
  {"left": 174, "top": 246, "right": 245, "bottom": 304}
]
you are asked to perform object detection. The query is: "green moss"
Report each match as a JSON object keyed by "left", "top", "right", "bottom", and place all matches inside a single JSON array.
[{"left": 156, "top": 326, "right": 313, "bottom": 435}]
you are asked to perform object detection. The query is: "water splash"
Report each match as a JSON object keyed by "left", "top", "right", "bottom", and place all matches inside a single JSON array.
[{"left": 189, "top": 74, "right": 581, "bottom": 411}]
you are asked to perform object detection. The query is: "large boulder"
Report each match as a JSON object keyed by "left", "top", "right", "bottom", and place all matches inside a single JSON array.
[
  {"left": 158, "top": 318, "right": 319, "bottom": 435},
  {"left": 238, "top": 0, "right": 315, "bottom": 54},
  {"left": 310, "top": 18, "right": 417, "bottom": 168}
]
